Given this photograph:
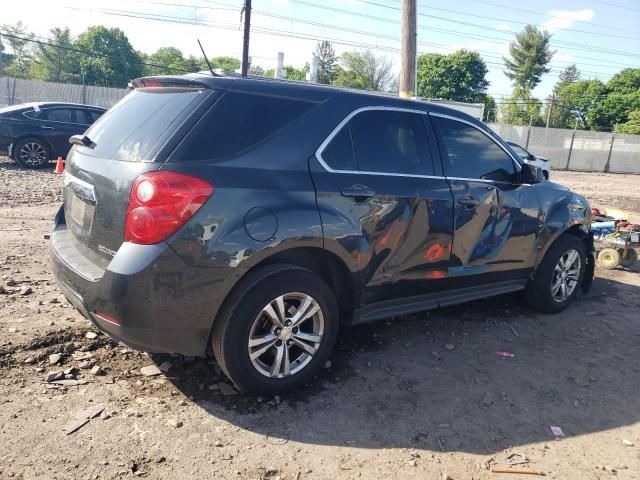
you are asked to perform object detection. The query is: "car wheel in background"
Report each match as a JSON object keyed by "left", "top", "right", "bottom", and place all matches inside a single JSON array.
[
  {"left": 543, "top": 170, "right": 549, "bottom": 180},
  {"left": 14, "top": 138, "right": 51, "bottom": 169},
  {"left": 525, "top": 234, "right": 586, "bottom": 313},
  {"left": 212, "top": 264, "right": 339, "bottom": 395}
]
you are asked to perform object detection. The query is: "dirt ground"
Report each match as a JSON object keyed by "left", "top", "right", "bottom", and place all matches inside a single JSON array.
[{"left": 1, "top": 157, "right": 639, "bottom": 480}]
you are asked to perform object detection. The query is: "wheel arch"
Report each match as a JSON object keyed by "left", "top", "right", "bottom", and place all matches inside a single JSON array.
[
  {"left": 11, "top": 134, "right": 55, "bottom": 160},
  {"left": 207, "top": 246, "right": 357, "bottom": 352}
]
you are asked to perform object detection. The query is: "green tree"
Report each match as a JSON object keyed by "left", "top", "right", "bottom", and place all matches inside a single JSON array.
[
  {"left": 607, "top": 68, "right": 640, "bottom": 94},
  {"left": 544, "top": 65, "right": 580, "bottom": 128},
  {"left": 618, "top": 110, "right": 640, "bottom": 134},
  {"left": 31, "top": 27, "right": 80, "bottom": 83},
  {"left": 501, "top": 87, "right": 543, "bottom": 126},
  {"left": 480, "top": 94, "right": 497, "bottom": 122},
  {"left": 284, "top": 65, "right": 306, "bottom": 81},
  {"left": 210, "top": 56, "right": 240, "bottom": 74},
  {"left": 416, "top": 50, "right": 489, "bottom": 102},
  {"left": 1, "top": 21, "right": 33, "bottom": 78},
  {"left": 74, "top": 26, "right": 143, "bottom": 87},
  {"left": 504, "top": 25, "right": 554, "bottom": 92},
  {"left": 333, "top": 51, "right": 393, "bottom": 91},
  {"left": 145, "top": 47, "right": 188, "bottom": 76},
  {"left": 555, "top": 79, "right": 608, "bottom": 129},
  {"left": 314, "top": 40, "right": 338, "bottom": 84}
]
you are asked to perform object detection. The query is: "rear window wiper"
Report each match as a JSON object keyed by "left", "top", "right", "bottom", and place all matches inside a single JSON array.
[{"left": 69, "top": 134, "right": 96, "bottom": 149}]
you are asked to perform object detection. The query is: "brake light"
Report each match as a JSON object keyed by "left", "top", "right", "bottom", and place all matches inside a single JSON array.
[{"left": 125, "top": 172, "right": 213, "bottom": 245}]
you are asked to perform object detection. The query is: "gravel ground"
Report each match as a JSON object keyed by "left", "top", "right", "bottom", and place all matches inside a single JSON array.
[
  {"left": 550, "top": 170, "right": 640, "bottom": 218},
  {"left": 1, "top": 156, "right": 639, "bottom": 479}
]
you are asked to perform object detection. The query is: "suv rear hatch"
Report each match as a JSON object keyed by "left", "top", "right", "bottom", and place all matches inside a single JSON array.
[{"left": 63, "top": 78, "right": 218, "bottom": 262}]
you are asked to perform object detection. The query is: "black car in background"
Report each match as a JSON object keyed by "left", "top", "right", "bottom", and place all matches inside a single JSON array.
[
  {"left": 0, "top": 102, "right": 106, "bottom": 168},
  {"left": 50, "top": 75, "right": 594, "bottom": 394}
]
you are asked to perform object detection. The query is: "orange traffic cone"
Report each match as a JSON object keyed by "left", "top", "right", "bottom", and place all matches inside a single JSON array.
[{"left": 54, "top": 157, "right": 64, "bottom": 174}]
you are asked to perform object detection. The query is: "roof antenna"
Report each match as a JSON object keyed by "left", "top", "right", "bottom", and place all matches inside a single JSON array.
[{"left": 197, "top": 39, "right": 219, "bottom": 77}]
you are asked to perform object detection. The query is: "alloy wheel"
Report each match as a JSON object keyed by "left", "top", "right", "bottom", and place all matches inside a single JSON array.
[
  {"left": 551, "top": 249, "right": 581, "bottom": 302},
  {"left": 19, "top": 142, "right": 47, "bottom": 167},
  {"left": 248, "top": 292, "right": 324, "bottom": 378}
]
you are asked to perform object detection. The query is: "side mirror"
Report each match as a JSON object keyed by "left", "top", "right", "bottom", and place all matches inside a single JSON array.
[{"left": 520, "top": 163, "right": 545, "bottom": 184}]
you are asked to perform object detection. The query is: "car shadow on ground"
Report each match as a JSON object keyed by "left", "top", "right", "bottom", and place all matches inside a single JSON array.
[{"left": 161, "top": 275, "right": 640, "bottom": 454}]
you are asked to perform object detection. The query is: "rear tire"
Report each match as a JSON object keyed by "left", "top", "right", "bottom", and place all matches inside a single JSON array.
[
  {"left": 525, "top": 234, "right": 586, "bottom": 314},
  {"left": 597, "top": 248, "right": 620, "bottom": 270},
  {"left": 14, "top": 138, "right": 51, "bottom": 169},
  {"left": 211, "top": 264, "right": 339, "bottom": 395}
]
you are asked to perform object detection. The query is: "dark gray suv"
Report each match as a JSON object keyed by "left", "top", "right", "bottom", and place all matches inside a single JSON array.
[{"left": 50, "top": 74, "right": 594, "bottom": 394}]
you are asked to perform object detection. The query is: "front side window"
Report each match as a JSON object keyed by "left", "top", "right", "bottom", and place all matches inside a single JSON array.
[{"left": 435, "top": 116, "right": 515, "bottom": 182}]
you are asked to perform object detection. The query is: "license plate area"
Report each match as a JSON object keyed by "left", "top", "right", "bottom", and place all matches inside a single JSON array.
[
  {"left": 64, "top": 173, "right": 97, "bottom": 238},
  {"left": 67, "top": 193, "right": 95, "bottom": 237}
]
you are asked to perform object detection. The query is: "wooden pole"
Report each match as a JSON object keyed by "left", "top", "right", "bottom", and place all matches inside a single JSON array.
[
  {"left": 546, "top": 94, "right": 554, "bottom": 128},
  {"left": 241, "top": 0, "right": 252, "bottom": 77},
  {"left": 399, "top": 0, "right": 416, "bottom": 98}
]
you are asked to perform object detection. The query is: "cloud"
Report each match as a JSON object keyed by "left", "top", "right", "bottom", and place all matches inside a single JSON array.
[
  {"left": 495, "top": 23, "right": 510, "bottom": 31},
  {"left": 542, "top": 9, "right": 595, "bottom": 31},
  {"left": 553, "top": 53, "right": 576, "bottom": 63}
]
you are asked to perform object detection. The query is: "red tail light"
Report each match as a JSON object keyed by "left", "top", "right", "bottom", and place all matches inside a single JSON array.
[{"left": 125, "top": 172, "right": 213, "bottom": 245}]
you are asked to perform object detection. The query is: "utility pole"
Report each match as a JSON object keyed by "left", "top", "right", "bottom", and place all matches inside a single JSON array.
[
  {"left": 241, "top": 0, "right": 252, "bottom": 77},
  {"left": 546, "top": 94, "right": 554, "bottom": 128},
  {"left": 399, "top": 0, "right": 417, "bottom": 98}
]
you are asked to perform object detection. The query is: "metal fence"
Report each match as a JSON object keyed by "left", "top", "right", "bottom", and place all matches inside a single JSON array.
[
  {"left": 488, "top": 124, "right": 640, "bottom": 174},
  {"left": 0, "top": 76, "right": 128, "bottom": 109}
]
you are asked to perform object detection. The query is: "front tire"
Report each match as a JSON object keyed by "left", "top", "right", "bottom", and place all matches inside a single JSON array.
[
  {"left": 525, "top": 234, "right": 586, "bottom": 313},
  {"left": 14, "top": 137, "right": 51, "bottom": 169},
  {"left": 211, "top": 264, "right": 339, "bottom": 395}
]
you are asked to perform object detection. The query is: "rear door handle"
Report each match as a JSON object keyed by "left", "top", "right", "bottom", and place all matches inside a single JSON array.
[
  {"left": 341, "top": 185, "right": 375, "bottom": 200},
  {"left": 458, "top": 195, "right": 480, "bottom": 208},
  {"left": 41, "top": 125, "right": 54, "bottom": 129}
]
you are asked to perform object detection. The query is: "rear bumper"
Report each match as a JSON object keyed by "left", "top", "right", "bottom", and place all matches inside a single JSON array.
[{"left": 49, "top": 205, "right": 245, "bottom": 356}]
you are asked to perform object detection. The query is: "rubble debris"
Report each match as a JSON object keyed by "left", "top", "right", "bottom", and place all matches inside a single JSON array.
[{"left": 140, "top": 365, "right": 162, "bottom": 377}]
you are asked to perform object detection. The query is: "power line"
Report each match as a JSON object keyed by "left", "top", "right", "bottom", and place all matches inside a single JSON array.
[
  {"left": 241, "top": 0, "right": 638, "bottom": 67},
  {"left": 353, "top": 0, "right": 640, "bottom": 58},
  {"left": 195, "top": 0, "right": 635, "bottom": 72},
  {"left": 466, "top": 0, "right": 640, "bottom": 35},
  {"left": 0, "top": 29, "right": 202, "bottom": 78},
  {"left": 586, "top": 0, "right": 640, "bottom": 14},
  {"left": 81, "top": 6, "right": 621, "bottom": 80}
]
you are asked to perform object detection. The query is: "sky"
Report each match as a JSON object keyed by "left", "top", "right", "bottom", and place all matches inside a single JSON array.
[{"left": 2, "top": 0, "right": 639, "bottom": 101}]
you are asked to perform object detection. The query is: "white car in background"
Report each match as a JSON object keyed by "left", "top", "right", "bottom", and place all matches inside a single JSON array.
[{"left": 506, "top": 141, "right": 551, "bottom": 180}]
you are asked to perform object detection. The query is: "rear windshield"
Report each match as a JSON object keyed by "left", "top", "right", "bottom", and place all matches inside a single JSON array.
[
  {"left": 175, "top": 91, "right": 316, "bottom": 162},
  {"left": 77, "top": 88, "right": 204, "bottom": 161}
]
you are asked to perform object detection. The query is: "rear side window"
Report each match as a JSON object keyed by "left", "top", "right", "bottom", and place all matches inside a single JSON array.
[
  {"left": 321, "top": 109, "right": 433, "bottom": 176},
  {"left": 178, "top": 91, "right": 315, "bottom": 162},
  {"left": 350, "top": 110, "right": 432, "bottom": 175},
  {"left": 78, "top": 88, "right": 204, "bottom": 161},
  {"left": 322, "top": 126, "right": 356, "bottom": 171},
  {"left": 435, "top": 116, "right": 515, "bottom": 182},
  {"left": 44, "top": 108, "right": 74, "bottom": 123}
]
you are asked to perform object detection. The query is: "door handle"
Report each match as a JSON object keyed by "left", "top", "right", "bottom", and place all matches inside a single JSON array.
[
  {"left": 458, "top": 195, "right": 480, "bottom": 208},
  {"left": 341, "top": 185, "right": 375, "bottom": 200},
  {"left": 41, "top": 125, "right": 54, "bottom": 129}
]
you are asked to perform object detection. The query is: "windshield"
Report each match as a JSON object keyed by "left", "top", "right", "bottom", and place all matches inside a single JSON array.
[{"left": 77, "top": 88, "right": 205, "bottom": 162}]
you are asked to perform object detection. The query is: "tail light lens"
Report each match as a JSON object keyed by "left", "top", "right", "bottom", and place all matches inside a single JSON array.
[{"left": 125, "top": 171, "right": 213, "bottom": 245}]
